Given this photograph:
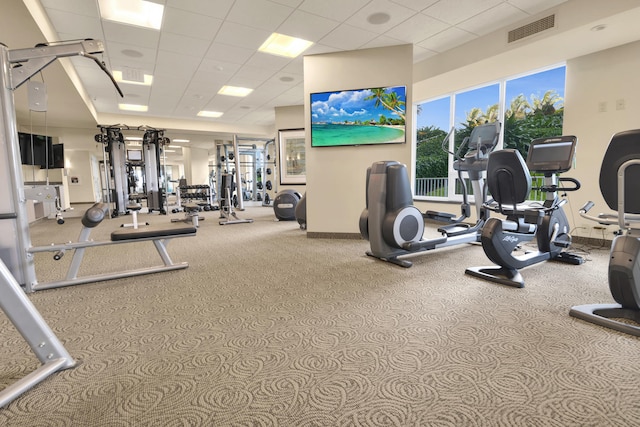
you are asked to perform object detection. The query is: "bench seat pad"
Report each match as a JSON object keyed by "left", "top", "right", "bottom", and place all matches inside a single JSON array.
[{"left": 111, "top": 224, "right": 197, "bottom": 241}]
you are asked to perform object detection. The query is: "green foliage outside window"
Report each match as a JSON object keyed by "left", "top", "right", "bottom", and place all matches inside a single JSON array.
[{"left": 415, "top": 90, "right": 564, "bottom": 181}]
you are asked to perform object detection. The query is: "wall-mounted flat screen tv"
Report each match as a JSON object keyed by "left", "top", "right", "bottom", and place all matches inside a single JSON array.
[
  {"left": 18, "top": 132, "right": 64, "bottom": 168},
  {"left": 310, "top": 85, "right": 406, "bottom": 147}
]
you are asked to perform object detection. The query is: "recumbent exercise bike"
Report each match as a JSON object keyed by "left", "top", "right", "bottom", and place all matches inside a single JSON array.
[
  {"left": 360, "top": 121, "right": 500, "bottom": 267},
  {"left": 570, "top": 129, "right": 640, "bottom": 337},
  {"left": 465, "top": 135, "right": 583, "bottom": 288}
]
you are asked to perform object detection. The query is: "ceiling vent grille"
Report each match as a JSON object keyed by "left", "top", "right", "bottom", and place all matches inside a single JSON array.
[{"left": 508, "top": 15, "right": 555, "bottom": 43}]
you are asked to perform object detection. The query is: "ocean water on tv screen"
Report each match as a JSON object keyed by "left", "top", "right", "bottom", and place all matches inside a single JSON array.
[{"left": 311, "top": 123, "right": 405, "bottom": 147}]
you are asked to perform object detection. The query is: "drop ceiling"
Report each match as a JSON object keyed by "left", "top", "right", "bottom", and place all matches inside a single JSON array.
[{"left": 9, "top": 0, "right": 577, "bottom": 150}]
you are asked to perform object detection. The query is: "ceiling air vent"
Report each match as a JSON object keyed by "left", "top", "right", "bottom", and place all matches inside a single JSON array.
[{"left": 508, "top": 15, "right": 555, "bottom": 43}]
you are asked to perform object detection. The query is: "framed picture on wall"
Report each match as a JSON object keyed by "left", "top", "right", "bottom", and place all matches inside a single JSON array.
[{"left": 278, "top": 128, "right": 306, "bottom": 185}]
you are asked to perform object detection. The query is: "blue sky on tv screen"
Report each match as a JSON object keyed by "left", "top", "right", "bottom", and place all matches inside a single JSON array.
[
  {"left": 416, "top": 66, "right": 566, "bottom": 130},
  {"left": 311, "top": 86, "right": 406, "bottom": 124}
]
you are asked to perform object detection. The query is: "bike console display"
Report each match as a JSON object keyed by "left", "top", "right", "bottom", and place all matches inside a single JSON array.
[{"left": 526, "top": 135, "right": 577, "bottom": 173}]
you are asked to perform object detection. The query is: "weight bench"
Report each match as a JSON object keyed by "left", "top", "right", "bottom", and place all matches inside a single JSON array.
[{"left": 26, "top": 203, "right": 196, "bottom": 292}]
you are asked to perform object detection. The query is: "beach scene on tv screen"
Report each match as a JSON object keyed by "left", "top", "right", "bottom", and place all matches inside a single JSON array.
[{"left": 311, "top": 86, "right": 406, "bottom": 147}]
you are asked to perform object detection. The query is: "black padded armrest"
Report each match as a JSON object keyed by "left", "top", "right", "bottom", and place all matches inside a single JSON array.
[
  {"left": 111, "top": 224, "right": 197, "bottom": 241},
  {"left": 82, "top": 203, "right": 109, "bottom": 228}
]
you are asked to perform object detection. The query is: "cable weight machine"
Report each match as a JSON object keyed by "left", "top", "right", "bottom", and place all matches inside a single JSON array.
[{"left": 95, "top": 125, "right": 169, "bottom": 217}]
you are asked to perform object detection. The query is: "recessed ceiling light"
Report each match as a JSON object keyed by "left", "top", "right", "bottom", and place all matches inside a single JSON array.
[
  {"left": 98, "top": 0, "right": 164, "bottom": 30},
  {"left": 113, "top": 70, "right": 153, "bottom": 86},
  {"left": 218, "top": 85, "right": 253, "bottom": 97},
  {"left": 172, "top": 139, "right": 190, "bottom": 143},
  {"left": 259, "top": 33, "right": 313, "bottom": 58},
  {"left": 367, "top": 12, "right": 391, "bottom": 25},
  {"left": 119, "top": 103, "right": 148, "bottom": 112},
  {"left": 198, "top": 110, "right": 223, "bottom": 118},
  {"left": 125, "top": 136, "right": 143, "bottom": 141}
]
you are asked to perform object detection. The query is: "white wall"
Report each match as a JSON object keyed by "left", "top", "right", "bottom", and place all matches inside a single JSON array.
[
  {"left": 303, "top": 44, "right": 413, "bottom": 236},
  {"left": 65, "top": 149, "right": 98, "bottom": 203},
  {"left": 189, "top": 146, "right": 210, "bottom": 185},
  {"left": 563, "top": 40, "right": 640, "bottom": 238}
]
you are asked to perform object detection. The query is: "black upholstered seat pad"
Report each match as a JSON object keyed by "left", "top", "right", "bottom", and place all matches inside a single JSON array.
[{"left": 111, "top": 224, "right": 197, "bottom": 241}]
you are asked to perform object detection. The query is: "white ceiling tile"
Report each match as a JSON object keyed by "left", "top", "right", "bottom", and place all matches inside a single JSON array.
[
  {"left": 346, "top": 0, "right": 418, "bottom": 33},
  {"left": 214, "top": 22, "right": 271, "bottom": 50},
  {"left": 165, "top": 0, "right": 234, "bottom": 19},
  {"left": 507, "top": 0, "right": 568, "bottom": 15},
  {"left": 416, "top": 26, "right": 477, "bottom": 52},
  {"left": 385, "top": 12, "right": 449, "bottom": 43},
  {"left": 150, "top": 74, "right": 189, "bottom": 90},
  {"left": 205, "top": 94, "right": 243, "bottom": 110},
  {"left": 457, "top": 3, "right": 529, "bottom": 36},
  {"left": 162, "top": 7, "right": 223, "bottom": 40},
  {"left": 226, "top": 0, "right": 293, "bottom": 32},
  {"left": 244, "top": 52, "right": 293, "bottom": 72},
  {"left": 195, "top": 59, "right": 241, "bottom": 77},
  {"left": 154, "top": 51, "right": 200, "bottom": 78},
  {"left": 423, "top": 0, "right": 503, "bottom": 26},
  {"left": 205, "top": 43, "right": 255, "bottom": 64},
  {"left": 102, "top": 21, "right": 161, "bottom": 50},
  {"left": 298, "top": 0, "right": 369, "bottom": 22},
  {"left": 319, "top": 24, "right": 380, "bottom": 50},
  {"left": 270, "top": 0, "right": 304, "bottom": 7},
  {"left": 234, "top": 65, "right": 278, "bottom": 81},
  {"left": 388, "top": 0, "right": 439, "bottom": 12},
  {"left": 44, "top": 9, "right": 103, "bottom": 40},
  {"left": 41, "top": 0, "right": 99, "bottom": 17},
  {"left": 276, "top": 10, "right": 339, "bottom": 41},
  {"left": 159, "top": 32, "right": 211, "bottom": 57}
]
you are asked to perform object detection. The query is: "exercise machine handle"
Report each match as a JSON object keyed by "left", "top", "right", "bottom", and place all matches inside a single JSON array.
[
  {"left": 559, "top": 176, "right": 581, "bottom": 191},
  {"left": 533, "top": 177, "right": 581, "bottom": 193},
  {"left": 580, "top": 201, "right": 595, "bottom": 213}
]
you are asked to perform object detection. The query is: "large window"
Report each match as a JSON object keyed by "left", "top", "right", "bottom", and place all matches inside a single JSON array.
[{"left": 414, "top": 65, "right": 566, "bottom": 200}]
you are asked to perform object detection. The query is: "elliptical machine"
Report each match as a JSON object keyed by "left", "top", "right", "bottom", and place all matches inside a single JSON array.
[
  {"left": 570, "top": 129, "right": 640, "bottom": 336},
  {"left": 359, "top": 121, "right": 501, "bottom": 267},
  {"left": 465, "top": 135, "right": 583, "bottom": 288}
]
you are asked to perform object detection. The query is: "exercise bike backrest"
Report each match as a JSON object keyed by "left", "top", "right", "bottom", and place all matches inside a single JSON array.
[
  {"left": 486, "top": 149, "right": 532, "bottom": 210},
  {"left": 486, "top": 135, "right": 580, "bottom": 215},
  {"left": 599, "top": 129, "right": 640, "bottom": 215}
]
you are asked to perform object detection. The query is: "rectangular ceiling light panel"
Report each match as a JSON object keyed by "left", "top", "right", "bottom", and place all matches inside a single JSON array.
[
  {"left": 258, "top": 33, "right": 313, "bottom": 58},
  {"left": 198, "top": 111, "right": 224, "bottom": 118},
  {"left": 218, "top": 85, "right": 253, "bottom": 97},
  {"left": 99, "top": 0, "right": 164, "bottom": 30},
  {"left": 119, "top": 103, "right": 148, "bottom": 112}
]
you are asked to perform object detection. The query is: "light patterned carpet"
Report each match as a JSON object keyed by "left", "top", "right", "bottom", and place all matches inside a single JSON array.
[{"left": 0, "top": 205, "right": 638, "bottom": 426}]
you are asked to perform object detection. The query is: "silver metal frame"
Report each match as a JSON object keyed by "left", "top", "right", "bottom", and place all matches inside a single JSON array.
[
  {"left": 28, "top": 229, "right": 192, "bottom": 292},
  {"left": 0, "top": 40, "right": 113, "bottom": 408}
]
